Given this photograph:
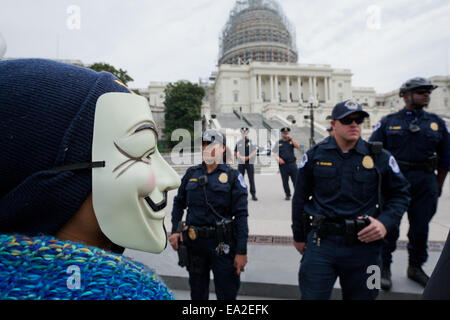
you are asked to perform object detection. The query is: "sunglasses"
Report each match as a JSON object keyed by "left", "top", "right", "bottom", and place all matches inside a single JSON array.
[
  {"left": 339, "top": 117, "right": 364, "bottom": 125},
  {"left": 413, "top": 89, "right": 431, "bottom": 95}
]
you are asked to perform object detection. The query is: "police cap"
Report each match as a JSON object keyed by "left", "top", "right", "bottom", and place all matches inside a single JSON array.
[
  {"left": 201, "top": 129, "right": 226, "bottom": 145},
  {"left": 331, "top": 100, "right": 369, "bottom": 120},
  {"left": 281, "top": 127, "right": 291, "bottom": 133}
]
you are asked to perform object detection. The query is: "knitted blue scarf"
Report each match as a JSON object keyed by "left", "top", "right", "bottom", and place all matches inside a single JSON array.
[{"left": 0, "top": 234, "right": 174, "bottom": 300}]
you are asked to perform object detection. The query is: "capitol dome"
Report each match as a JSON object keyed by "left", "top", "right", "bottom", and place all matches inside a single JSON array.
[{"left": 219, "top": 0, "right": 298, "bottom": 65}]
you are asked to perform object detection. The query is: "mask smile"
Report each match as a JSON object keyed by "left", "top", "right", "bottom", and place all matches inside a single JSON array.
[{"left": 144, "top": 191, "right": 168, "bottom": 213}]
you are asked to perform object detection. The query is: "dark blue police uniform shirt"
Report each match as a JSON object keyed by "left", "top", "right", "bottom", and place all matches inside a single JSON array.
[
  {"left": 273, "top": 138, "right": 296, "bottom": 163},
  {"left": 171, "top": 162, "right": 249, "bottom": 254},
  {"left": 234, "top": 138, "right": 257, "bottom": 164},
  {"left": 369, "top": 108, "right": 450, "bottom": 169},
  {"left": 292, "top": 136, "right": 410, "bottom": 242}
]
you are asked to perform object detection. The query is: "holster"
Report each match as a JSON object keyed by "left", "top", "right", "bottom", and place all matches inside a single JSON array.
[
  {"left": 301, "top": 212, "right": 312, "bottom": 241},
  {"left": 177, "top": 241, "right": 190, "bottom": 268},
  {"left": 343, "top": 217, "right": 371, "bottom": 245},
  {"left": 215, "top": 219, "right": 235, "bottom": 244}
]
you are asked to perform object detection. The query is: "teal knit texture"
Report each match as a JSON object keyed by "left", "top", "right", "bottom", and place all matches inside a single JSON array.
[{"left": 0, "top": 234, "right": 174, "bottom": 300}]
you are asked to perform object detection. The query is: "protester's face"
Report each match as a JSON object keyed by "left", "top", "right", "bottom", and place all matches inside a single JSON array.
[
  {"left": 332, "top": 114, "right": 364, "bottom": 143},
  {"left": 202, "top": 142, "right": 225, "bottom": 164},
  {"left": 92, "top": 93, "right": 180, "bottom": 253}
]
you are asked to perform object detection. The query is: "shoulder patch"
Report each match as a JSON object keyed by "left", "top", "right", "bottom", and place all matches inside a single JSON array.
[
  {"left": 299, "top": 153, "right": 308, "bottom": 169},
  {"left": 237, "top": 173, "right": 247, "bottom": 189},
  {"left": 373, "top": 121, "right": 381, "bottom": 132},
  {"left": 389, "top": 155, "right": 400, "bottom": 174}
]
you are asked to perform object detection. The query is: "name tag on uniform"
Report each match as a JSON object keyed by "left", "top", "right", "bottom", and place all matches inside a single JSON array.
[
  {"left": 316, "top": 161, "right": 333, "bottom": 167},
  {"left": 189, "top": 178, "right": 198, "bottom": 182},
  {"left": 388, "top": 126, "right": 402, "bottom": 130}
]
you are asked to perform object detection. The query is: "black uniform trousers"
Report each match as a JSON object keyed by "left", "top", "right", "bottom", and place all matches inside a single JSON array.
[
  {"left": 279, "top": 161, "right": 298, "bottom": 197},
  {"left": 238, "top": 163, "right": 256, "bottom": 196},
  {"left": 186, "top": 237, "right": 240, "bottom": 300},
  {"left": 382, "top": 170, "right": 439, "bottom": 267}
]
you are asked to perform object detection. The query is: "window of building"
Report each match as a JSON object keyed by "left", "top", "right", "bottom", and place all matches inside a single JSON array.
[
  {"left": 233, "top": 80, "right": 238, "bottom": 85},
  {"left": 234, "top": 93, "right": 239, "bottom": 103}
]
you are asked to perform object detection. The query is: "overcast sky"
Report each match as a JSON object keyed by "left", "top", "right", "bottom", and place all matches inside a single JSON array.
[{"left": 1, "top": 0, "right": 449, "bottom": 92}]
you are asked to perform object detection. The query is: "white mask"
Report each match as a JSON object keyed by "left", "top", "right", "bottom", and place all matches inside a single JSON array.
[{"left": 92, "top": 93, "right": 181, "bottom": 253}]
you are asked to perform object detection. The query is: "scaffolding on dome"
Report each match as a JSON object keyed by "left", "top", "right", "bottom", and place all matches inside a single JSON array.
[{"left": 219, "top": 0, "right": 298, "bottom": 65}]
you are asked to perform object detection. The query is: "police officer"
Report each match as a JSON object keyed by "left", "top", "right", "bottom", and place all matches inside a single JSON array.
[
  {"left": 292, "top": 100, "right": 410, "bottom": 300},
  {"left": 273, "top": 127, "right": 300, "bottom": 200},
  {"left": 169, "top": 129, "right": 249, "bottom": 300},
  {"left": 370, "top": 77, "right": 449, "bottom": 290},
  {"left": 235, "top": 127, "right": 258, "bottom": 201}
]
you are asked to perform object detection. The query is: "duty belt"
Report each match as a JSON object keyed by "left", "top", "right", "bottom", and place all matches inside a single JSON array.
[
  {"left": 183, "top": 225, "right": 216, "bottom": 241},
  {"left": 305, "top": 214, "right": 371, "bottom": 246},
  {"left": 397, "top": 155, "right": 437, "bottom": 173}
]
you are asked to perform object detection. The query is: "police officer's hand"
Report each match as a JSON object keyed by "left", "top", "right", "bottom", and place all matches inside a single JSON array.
[
  {"left": 293, "top": 241, "right": 306, "bottom": 254},
  {"left": 234, "top": 254, "right": 247, "bottom": 276},
  {"left": 169, "top": 232, "right": 183, "bottom": 251},
  {"left": 278, "top": 158, "right": 286, "bottom": 165},
  {"left": 357, "top": 217, "right": 387, "bottom": 243}
]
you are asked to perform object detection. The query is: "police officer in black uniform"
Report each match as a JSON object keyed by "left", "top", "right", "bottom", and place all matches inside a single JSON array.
[
  {"left": 273, "top": 127, "right": 300, "bottom": 200},
  {"left": 169, "top": 129, "right": 249, "bottom": 300},
  {"left": 235, "top": 127, "right": 258, "bottom": 201},
  {"left": 292, "top": 100, "right": 410, "bottom": 300},
  {"left": 370, "top": 77, "right": 449, "bottom": 290}
]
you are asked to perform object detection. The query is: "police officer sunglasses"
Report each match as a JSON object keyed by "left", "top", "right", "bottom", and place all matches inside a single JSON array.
[
  {"left": 338, "top": 117, "right": 365, "bottom": 125},
  {"left": 413, "top": 89, "right": 431, "bottom": 95}
]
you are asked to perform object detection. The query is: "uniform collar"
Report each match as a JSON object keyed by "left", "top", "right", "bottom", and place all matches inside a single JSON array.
[
  {"left": 201, "top": 162, "right": 228, "bottom": 173},
  {"left": 401, "top": 107, "right": 430, "bottom": 119},
  {"left": 323, "top": 136, "right": 367, "bottom": 155}
]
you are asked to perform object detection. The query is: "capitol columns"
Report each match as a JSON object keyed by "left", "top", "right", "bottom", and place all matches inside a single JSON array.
[
  {"left": 286, "top": 76, "right": 291, "bottom": 103},
  {"left": 251, "top": 74, "right": 257, "bottom": 104},
  {"left": 313, "top": 77, "right": 317, "bottom": 101},
  {"left": 270, "top": 75, "right": 275, "bottom": 103},
  {"left": 324, "top": 77, "right": 329, "bottom": 103},
  {"left": 274, "top": 75, "right": 279, "bottom": 103},
  {"left": 298, "top": 77, "right": 303, "bottom": 103},
  {"left": 257, "top": 74, "right": 262, "bottom": 102},
  {"left": 308, "top": 77, "right": 313, "bottom": 101}
]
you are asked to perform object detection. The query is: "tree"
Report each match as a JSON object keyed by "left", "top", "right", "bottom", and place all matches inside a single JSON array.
[
  {"left": 164, "top": 81, "right": 205, "bottom": 148},
  {"left": 88, "top": 62, "right": 134, "bottom": 85}
]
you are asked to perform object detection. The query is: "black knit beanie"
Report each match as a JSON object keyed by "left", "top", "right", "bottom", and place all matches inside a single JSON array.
[{"left": 0, "top": 58, "right": 131, "bottom": 235}]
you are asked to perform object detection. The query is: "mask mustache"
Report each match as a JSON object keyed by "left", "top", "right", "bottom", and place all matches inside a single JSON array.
[{"left": 145, "top": 191, "right": 168, "bottom": 212}]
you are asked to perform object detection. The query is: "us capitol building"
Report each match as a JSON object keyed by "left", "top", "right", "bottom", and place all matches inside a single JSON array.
[
  {"left": 141, "top": 0, "right": 449, "bottom": 142},
  {"left": 2, "top": 0, "right": 448, "bottom": 143}
]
